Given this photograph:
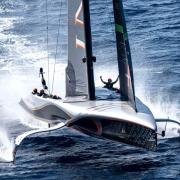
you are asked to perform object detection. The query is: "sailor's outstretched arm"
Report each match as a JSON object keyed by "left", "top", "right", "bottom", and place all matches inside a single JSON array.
[
  {"left": 100, "top": 76, "right": 106, "bottom": 84},
  {"left": 112, "top": 75, "right": 119, "bottom": 84}
]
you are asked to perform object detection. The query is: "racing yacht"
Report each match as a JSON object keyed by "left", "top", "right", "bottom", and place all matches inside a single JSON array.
[{"left": 19, "top": 0, "right": 157, "bottom": 152}]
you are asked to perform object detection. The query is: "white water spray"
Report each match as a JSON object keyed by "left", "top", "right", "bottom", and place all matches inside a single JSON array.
[
  {"left": 0, "top": 127, "right": 15, "bottom": 162},
  {"left": 136, "top": 85, "right": 180, "bottom": 138}
]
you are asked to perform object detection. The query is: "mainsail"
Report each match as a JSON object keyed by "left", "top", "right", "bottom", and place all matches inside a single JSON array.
[
  {"left": 66, "top": 0, "right": 88, "bottom": 97},
  {"left": 66, "top": 0, "right": 95, "bottom": 99},
  {"left": 113, "top": 0, "right": 136, "bottom": 110},
  {"left": 66, "top": 0, "right": 136, "bottom": 108}
]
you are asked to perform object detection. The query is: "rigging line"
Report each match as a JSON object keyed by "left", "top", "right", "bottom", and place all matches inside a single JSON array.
[
  {"left": 51, "top": 0, "right": 63, "bottom": 94},
  {"left": 45, "top": 0, "right": 50, "bottom": 94}
]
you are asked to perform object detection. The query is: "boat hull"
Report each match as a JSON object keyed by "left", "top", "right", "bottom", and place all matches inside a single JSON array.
[{"left": 20, "top": 94, "right": 157, "bottom": 151}]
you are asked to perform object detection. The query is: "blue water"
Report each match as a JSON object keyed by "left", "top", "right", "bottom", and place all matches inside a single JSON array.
[{"left": 0, "top": 0, "right": 179, "bottom": 179}]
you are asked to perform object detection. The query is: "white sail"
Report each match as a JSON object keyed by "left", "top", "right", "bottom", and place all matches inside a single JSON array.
[{"left": 66, "top": 0, "right": 89, "bottom": 97}]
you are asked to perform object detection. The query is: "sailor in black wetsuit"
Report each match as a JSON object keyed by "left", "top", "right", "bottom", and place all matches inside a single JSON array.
[{"left": 100, "top": 76, "right": 119, "bottom": 90}]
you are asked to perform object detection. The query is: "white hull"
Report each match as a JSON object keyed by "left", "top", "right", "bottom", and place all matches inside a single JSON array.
[{"left": 20, "top": 91, "right": 157, "bottom": 151}]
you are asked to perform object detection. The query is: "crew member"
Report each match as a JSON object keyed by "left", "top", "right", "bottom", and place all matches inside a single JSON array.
[
  {"left": 32, "top": 88, "right": 38, "bottom": 95},
  {"left": 100, "top": 75, "right": 119, "bottom": 90}
]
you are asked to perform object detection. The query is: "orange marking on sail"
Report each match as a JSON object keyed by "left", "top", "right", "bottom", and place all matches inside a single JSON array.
[
  {"left": 75, "top": 1, "right": 84, "bottom": 27},
  {"left": 76, "top": 38, "right": 85, "bottom": 49}
]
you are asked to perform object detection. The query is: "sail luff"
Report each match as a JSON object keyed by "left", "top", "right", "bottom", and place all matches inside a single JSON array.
[
  {"left": 66, "top": 0, "right": 88, "bottom": 98},
  {"left": 122, "top": 9, "right": 136, "bottom": 107},
  {"left": 66, "top": 0, "right": 95, "bottom": 100}
]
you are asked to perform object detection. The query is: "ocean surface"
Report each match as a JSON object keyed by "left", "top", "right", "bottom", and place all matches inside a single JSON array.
[{"left": 0, "top": 0, "right": 179, "bottom": 179}]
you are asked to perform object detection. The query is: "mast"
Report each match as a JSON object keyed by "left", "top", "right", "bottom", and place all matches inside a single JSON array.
[
  {"left": 112, "top": 0, "right": 136, "bottom": 110},
  {"left": 82, "top": 0, "right": 96, "bottom": 100}
]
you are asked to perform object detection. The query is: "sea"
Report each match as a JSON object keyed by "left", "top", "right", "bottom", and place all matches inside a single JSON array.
[{"left": 0, "top": 0, "right": 179, "bottom": 179}]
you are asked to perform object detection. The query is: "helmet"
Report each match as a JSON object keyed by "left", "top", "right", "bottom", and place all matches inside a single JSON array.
[
  {"left": 108, "top": 78, "right": 112, "bottom": 83},
  {"left": 33, "top": 88, "right": 37, "bottom": 93}
]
